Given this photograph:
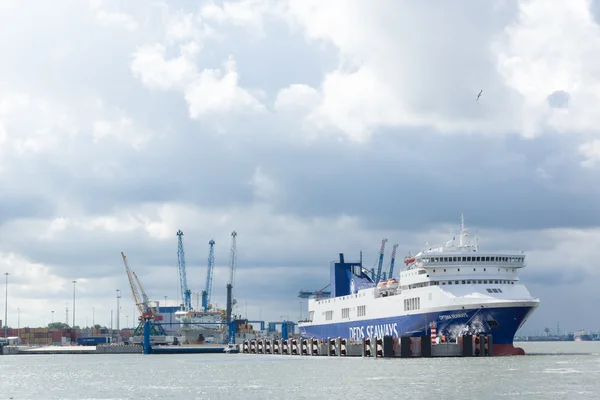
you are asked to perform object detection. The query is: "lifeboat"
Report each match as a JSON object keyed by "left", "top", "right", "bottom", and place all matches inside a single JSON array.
[
  {"left": 404, "top": 256, "right": 415, "bottom": 265},
  {"left": 385, "top": 279, "right": 399, "bottom": 290},
  {"left": 377, "top": 281, "right": 387, "bottom": 289}
]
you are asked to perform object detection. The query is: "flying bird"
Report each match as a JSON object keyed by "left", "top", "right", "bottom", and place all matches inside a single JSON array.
[{"left": 476, "top": 90, "right": 483, "bottom": 101}]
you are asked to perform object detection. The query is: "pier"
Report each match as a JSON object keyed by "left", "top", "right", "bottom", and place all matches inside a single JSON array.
[{"left": 238, "top": 334, "right": 494, "bottom": 358}]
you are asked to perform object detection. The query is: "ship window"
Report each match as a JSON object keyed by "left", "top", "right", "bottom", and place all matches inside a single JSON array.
[
  {"left": 467, "top": 280, "right": 471, "bottom": 284},
  {"left": 454, "top": 257, "right": 458, "bottom": 262},
  {"left": 448, "top": 281, "right": 452, "bottom": 284},
  {"left": 484, "top": 268, "right": 486, "bottom": 271},
  {"left": 455, "top": 281, "right": 459, "bottom": 284},
  {"left": 462, "top": 280, "right": 466, "bottom": 284},
  {"left": 309, "top": 311, "right": 314, "bottom": 321},
  {"left": 357, "top": 305, "right": 366, "bottom": 317},
  {"left": 495, "top": 280, "right": 499, "bottom": 284},
  {"left": 444, "top": 269, "right": 446, "bottom": 272},
  {"left": 462, "top": 257, "right": 466, "bottom": 262},
  {"left": 497, "top": 289, "right": 503, "bottom": 293},
  {"left": 475, "top": 256, "right": 479, "bottom": 261},
  {"left": 458, "top": 268, "right": 460, "bottom": 272},
  {"left": 433, "top": 269, "right": 436, "bottom": 272},
  {"left": 467, "top": 257, "right": 471, "bottom": 261},
  {"left": 486, "top": 288, "right": 493, "bottom": 293},
  {"left": 325, "top": 311, "right": 333, "bottom": 321},
  {"left": 473, "top": 268, "right": 476, "bottom": 271},
  {"left": 342, "top": 308, "right": 350, "bottom": 319},
  {"left": 511, "top": 281, "right": 514, "bottom": 284}
]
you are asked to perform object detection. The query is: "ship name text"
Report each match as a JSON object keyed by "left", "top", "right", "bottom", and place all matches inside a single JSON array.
[
  {"left": 439, "top": 313, "right": 468, "bottom": 321},
  {"left": 349, "top": 323, "right": 399, "bottom": 341}
]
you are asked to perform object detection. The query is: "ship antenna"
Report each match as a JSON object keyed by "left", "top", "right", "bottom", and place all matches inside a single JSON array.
[{"left": 459, "top": 213, "right": 465, "bottom": 247}]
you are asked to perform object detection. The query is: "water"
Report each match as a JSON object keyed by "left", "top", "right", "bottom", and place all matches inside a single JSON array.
[{"left": 1, "top": 342, "right": 598, "bottom": 399}]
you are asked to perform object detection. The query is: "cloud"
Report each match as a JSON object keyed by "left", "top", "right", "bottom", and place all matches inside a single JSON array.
[{"left": 0, "top": 0, "right": 599, "bottom": 337}]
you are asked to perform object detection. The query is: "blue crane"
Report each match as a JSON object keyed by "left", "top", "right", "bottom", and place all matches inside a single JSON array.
[
  {"left": 387, "top": 244, "right": 399, "bottom": 279},
  {"left": 201, "top": 239, "right": 215, "bottom": 311},
  {"left": 176, "top": 230, "right": 192, "bottom": 311},
  {"left": 375, "top": 238, "right": 388, "bottom": 284}
]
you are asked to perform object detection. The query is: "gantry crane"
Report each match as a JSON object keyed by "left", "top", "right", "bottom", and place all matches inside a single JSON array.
[
  {"left": 176, "top": 230, "right": 192, "bottom": 311},
  {"left": 201, "top": 239, "right": 215, "bottom": 311},
  {"left": 298, "top": 283, "right": 331, "bottom": 299}
]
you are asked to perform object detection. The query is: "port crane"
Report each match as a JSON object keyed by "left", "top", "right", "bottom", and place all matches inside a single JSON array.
[
  {"left": 176, "top": 230, "right": 192, "bottom": 311},
  {"left": 225, "top": 231, "right": 237, "bottom": 326},
  {"left": 201, "top": 239, "right": 215, "bottom": 311},
  {"left": 298, "top": 284, "right": 331, "bottom": 299},
  {"left": 375, "top": 238, "right": 388, "bottom": 284},
  {"left": 120, "top": 252, "right": 165, "bottom": 336},
  {"left": 387, "top": 244, "right": 399, "bottom": 279}
]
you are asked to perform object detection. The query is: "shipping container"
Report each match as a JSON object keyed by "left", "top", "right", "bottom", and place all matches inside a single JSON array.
[{"left": 77, "top": 336, "right": 110, "bottom": 346}]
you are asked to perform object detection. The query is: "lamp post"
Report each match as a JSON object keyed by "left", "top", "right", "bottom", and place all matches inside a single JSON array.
[
  {"left": 17, "top": 308, "right": 20, "bottom": 338},
  {"left": 116, "top": 289, "right": 121, "bottom": 343},
  {"left": 4, "top": 272, "right": 9, "bottom": 338},
  {"left": 51, "top": 310, "right": 54, "bottom": 324},
  {"left": 72, "top": 280, "right": 77, "bottom": 328},
  {"left": 126, "top": 315, "right": 129, "bottom": 328},
  {"left": 116, "top": 290, "right": 121, "bottom": 330}
]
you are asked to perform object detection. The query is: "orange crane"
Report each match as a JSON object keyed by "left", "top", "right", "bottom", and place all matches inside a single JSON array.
[{"left": 121, "top": 252, "right": 165, "bottom": 335}]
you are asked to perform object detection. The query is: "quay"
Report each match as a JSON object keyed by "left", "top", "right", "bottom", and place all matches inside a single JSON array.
[
  {"left": 1, "top": 344, "right": 143, "bottom": 355},
  {"left": 237, "top": 334, "right": 494, "bottom": 358}
]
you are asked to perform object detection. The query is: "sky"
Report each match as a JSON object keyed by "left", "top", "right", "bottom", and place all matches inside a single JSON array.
[{"left": 0, "top": 0, "right": 599, "bottom": 336}]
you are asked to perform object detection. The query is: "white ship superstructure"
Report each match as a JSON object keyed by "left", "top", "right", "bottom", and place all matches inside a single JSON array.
[{"left": 175, "top": 310, "right": 224, "bottom": 344}]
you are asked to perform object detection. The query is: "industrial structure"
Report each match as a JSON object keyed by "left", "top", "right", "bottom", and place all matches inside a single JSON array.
[
  {"left": 374, "top": 238, "right": 388, "bottom": 284},
  {"left": 201, "top": 239, "right": 215, "bottom": 311},
  {"left": 120, "top": 252, "right": 166, "bottom": 337},
  {"left": 176, "top": 230, "right": 192, "bottom": 312},
  {"left": 387, "top": 243, "right": 399, "bottom": 278},
  {"left": 225, "top": 231, "right": 237, "bottom": 343}
]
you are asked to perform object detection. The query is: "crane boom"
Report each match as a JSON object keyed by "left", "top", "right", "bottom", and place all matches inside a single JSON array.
[
  {"left": 375, "top": 238, "right": 388, "bottom": 284},
  {"left": 176, "top": 229, "right": 192, "bottom": 311},
  {"left": 202, "top": 239, "right": 215, "bottom": 311},
  {"left": 121, "top": 252, "right": 144, "bottom": 315},
  {"left": 132, "top": 270, "right": 151, "bottom": 313},
  {"left": 388, "top": 244, "right": 399, "bottom": 278}
]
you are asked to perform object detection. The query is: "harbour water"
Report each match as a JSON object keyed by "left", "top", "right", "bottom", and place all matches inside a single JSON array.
[{"left": 0, "top": 342, "right": 598, "bottom": 399}]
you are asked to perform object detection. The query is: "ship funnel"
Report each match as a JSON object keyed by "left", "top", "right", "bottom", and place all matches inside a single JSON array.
[{"left": 339, "top": 253, "right": 345, "bottom": 263}]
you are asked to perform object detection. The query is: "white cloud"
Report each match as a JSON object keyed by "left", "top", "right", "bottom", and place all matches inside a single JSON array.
[
  {"left": 494, "top": 0, "right": 600, "bottom": 137},
  {"left": 132, "top": 42, "right": 265, "bottom": 117},
  {"left": 579, "top": 139, "right": 600, "bottom": 168},
  {"left": 274, "top": 84, "right": 320, "bottom": 113},
  {"left": 248, "top": 167, "right": 278, "bottom": 201},
  {"left": 89, "top": 0, "right": 139, "bottom": 31},
  {"left": 200, "top": 0, "right": 273, "bottom": 34},
  {"left": 271, "top": 0, "right": 600, "bottom": 143},
  {"left": 184, "top": 56, "right": 266, "bottom": 117},
  {"left": 130, "top": 42, "right": 199, "bottom": 90}
]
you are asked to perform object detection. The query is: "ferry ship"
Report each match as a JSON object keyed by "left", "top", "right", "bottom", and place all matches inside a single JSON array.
[
  {"left": 298, "top": 216, "right": 540, "bottom": 356},
  {"left": 175, "top": 310, "right": 224, "bottom": 344}
]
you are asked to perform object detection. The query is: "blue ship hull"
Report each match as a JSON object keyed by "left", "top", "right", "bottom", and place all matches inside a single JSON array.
[{"left": 299, "top": 304, "right": 536, "bottom": 352}]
